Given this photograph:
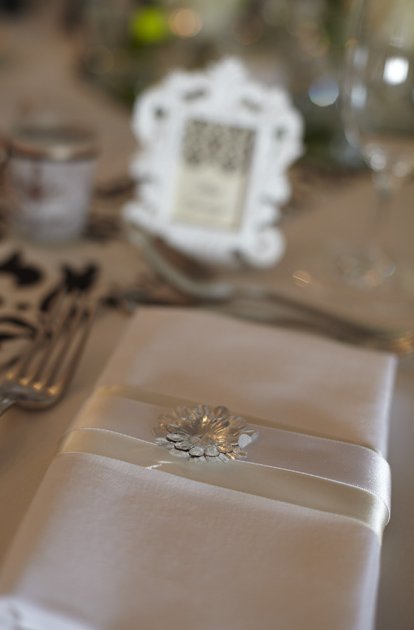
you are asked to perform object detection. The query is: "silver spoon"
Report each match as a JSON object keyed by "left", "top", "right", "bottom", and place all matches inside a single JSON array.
[{"left": 128, "top": 229, "right": 414, "bottom": 356}]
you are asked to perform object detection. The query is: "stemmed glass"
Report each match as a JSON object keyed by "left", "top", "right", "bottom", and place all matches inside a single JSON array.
[{"left": 339, "top": 0, "right": 414, "bottom": 289}]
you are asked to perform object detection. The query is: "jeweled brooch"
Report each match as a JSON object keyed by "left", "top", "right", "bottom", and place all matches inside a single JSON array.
[{"left": 154, "top": 404, "right": 257, "bottom": 462}]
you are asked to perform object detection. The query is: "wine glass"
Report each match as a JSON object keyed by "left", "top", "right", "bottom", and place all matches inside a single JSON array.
[{"left": 339, "top": 0, "right": 414, "bottom": 289}]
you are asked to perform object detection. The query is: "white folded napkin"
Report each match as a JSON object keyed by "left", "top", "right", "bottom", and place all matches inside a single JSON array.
[{"left": 0, "top": 308, "right": 396, "bottom": 630}]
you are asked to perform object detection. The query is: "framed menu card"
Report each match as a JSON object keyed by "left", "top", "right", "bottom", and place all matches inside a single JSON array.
[{"left": 124, "top": 59, "right": 303, "bottom": 268}]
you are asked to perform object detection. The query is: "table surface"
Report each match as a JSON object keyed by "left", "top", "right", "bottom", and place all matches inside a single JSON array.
[{"left": 0, "top": 8, "right": 414, "bottom": 630}]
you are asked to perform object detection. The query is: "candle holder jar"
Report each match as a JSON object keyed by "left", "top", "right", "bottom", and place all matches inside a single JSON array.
[{"left": 7, "top": 123, "right": 98, "bottom": 244}]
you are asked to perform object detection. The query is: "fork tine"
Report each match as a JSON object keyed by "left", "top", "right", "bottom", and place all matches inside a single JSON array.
[
  {"left": 28, "top": 291, "right": 83, "bottom": 385},
  {"left": 6, "top": 288, "right": 67, "bottom": 382},
  {"left": 42, "top": 297, "right": 96, "bottom": 397},
  {"left": 0, "top": 289, "right": 96, "bottom": 415}
]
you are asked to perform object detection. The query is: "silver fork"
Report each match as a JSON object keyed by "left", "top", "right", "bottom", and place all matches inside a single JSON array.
[{"left": 0, "top": 291, "right": 96, "bottom": 417}]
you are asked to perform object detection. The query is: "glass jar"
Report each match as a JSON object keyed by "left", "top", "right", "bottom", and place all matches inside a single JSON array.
[{"left": 7, "top": 124, "right": 98, "bottom": 244}]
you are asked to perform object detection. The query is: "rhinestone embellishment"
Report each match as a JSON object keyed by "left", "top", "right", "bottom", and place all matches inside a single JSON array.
[{"left": 154, "top": 404, "right": 257, "bottom": 462}]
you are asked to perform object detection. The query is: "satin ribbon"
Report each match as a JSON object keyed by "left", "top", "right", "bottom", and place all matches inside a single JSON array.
[{"left": 60, "top": 385, "right": 391, "bottom": 539}]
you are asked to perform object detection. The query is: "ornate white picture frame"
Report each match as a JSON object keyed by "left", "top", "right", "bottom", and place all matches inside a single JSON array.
[{"left": 124, "top": 59, "right": 303, "bottom": 268}]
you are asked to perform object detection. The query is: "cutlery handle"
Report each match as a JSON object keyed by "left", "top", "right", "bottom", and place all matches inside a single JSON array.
[{"left": 0, "top": 397, "right": 16, "bottom": 417}]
